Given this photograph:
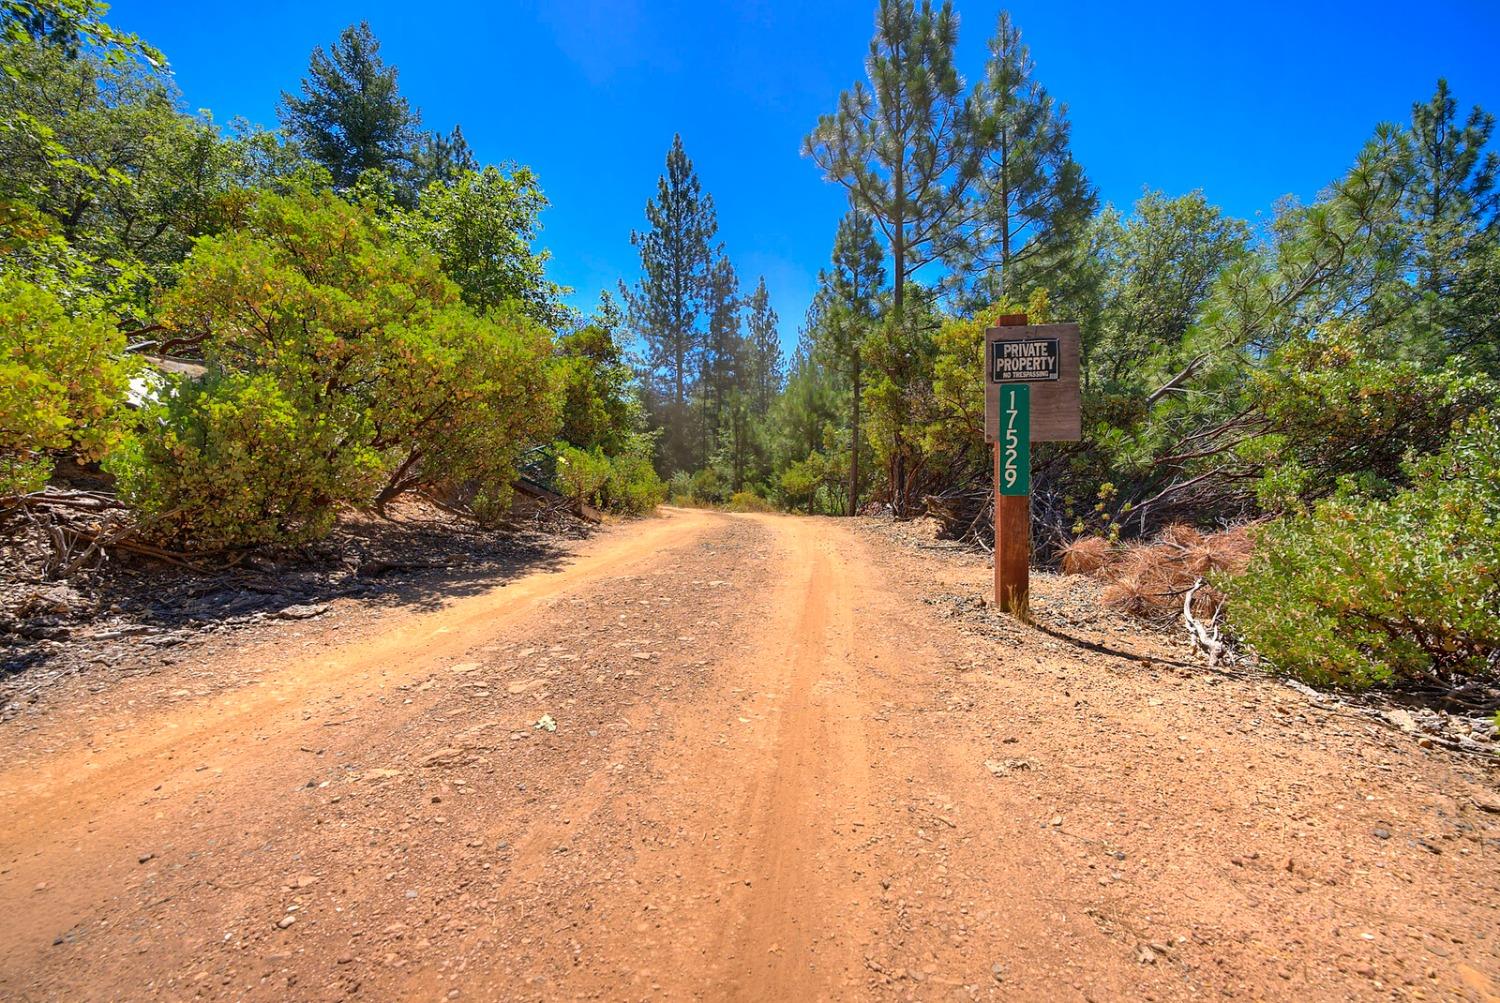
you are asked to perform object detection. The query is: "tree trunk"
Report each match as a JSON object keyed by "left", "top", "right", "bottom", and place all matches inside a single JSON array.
[{"left": 848, "top": 354, "right": 861, "bottom": 517}]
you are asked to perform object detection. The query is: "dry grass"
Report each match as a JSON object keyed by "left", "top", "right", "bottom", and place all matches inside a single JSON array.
[
  {"left": 1059, "top": 535, "right": 1115, "bottom": 576},
  {"left": 1066, "top": 523, "right": 1256, "bottom": 623}
]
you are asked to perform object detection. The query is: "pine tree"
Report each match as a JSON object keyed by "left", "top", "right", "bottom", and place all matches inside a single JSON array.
[
  {"left": 804, "top": 0, "right": 981, "bottom": 510},
  {"left": 815, "top": 212, "right": 885, "bottom": 514},
  {"left": 621, "top": 134, "right": 720, "bottom": 474},
  {"left": 956, "top": 11, "right": 1096, "bottom": 303},
  {"left": 279, "top": 22, "right": 421, "bottom": 190},
  {"left": 699, "top": 255, "right": 741, "bottom": 468},
  {"left": 743, "top": 277, "right": 783, "bottom": 414},
  {"left": 804, "top": 0, "right": 981, "bottom": 318},
  {"left": 1403, "top": 79, "right": 1498, "bottom": 364},
  {"left": 411, "top": 124, "right": 478, "bottom": 190}
]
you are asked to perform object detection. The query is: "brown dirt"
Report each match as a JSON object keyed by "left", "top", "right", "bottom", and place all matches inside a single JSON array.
[{"left": 1, "top": 508, "right": 1497, "bottom": 1002}]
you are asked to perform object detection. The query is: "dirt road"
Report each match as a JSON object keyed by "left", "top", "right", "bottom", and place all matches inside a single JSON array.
[{"left": 2, "top": 509, "right": 1497, "bottom": 1002}]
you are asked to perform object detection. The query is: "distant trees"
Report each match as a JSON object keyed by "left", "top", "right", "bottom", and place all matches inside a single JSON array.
[{"left": 621, "top": 135, "right": 784, "bottom": 488}]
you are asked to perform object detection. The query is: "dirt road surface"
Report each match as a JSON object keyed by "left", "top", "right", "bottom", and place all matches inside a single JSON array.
[{"left": 2, "top": 508, "right": 1497, "bottom": 1002}]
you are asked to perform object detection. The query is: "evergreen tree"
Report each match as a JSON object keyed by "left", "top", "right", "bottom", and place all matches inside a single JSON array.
[
  {"left": 957, "top": 11, "right": 1096, "bottom": 302},
  {"left": 814, "top": 212, "right": 885, "bottom": 514},
  {"left": 279, "top": 23, "right": 422, "bottom": 191},
  {"left": 804, "top": 0, "right": 981, "bottom": 317},
  {"left": 804, "top": 0, "right": 980, "bottom": 510},
  {"left": 1403, "top": 79, "right": 1499, "bottom": 365},
  {"left": 699, "top": 255, "right": 741, "bottom": 468},
  {"left": 620, "top": 134, "right": 720, "bottom": 474},
  {"left": 411, "top": 124, "right": 478, "bottom": 190},
  {"left": 743, "top": 276, "right": 783, "bottom": 414}
]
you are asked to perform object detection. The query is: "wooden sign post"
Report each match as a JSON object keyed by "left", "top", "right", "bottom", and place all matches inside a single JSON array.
[{"left": 985, "top": 314, "right": 1082, "bottom": 617}]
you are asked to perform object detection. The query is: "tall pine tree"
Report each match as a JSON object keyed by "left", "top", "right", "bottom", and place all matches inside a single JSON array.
[
  {"left": 1403, "top": 79, "right": 1499, "bottom": 366},
  {"left": 743, "top": 277, "right": 783, "bottom": 415},
  {"left": 804, "top": 0, "right": 981, "bottom": 510},
  {"left": 815, "top": 212, "right": 885, "bottom": 514},
  {"left": 621, "top": 134, "right": 720, "bottom": 474},
  {"left": 804, "top": 0, "right": 981, "bottom": 318},
  {"left": 699, "top": 255, "right": 741, "bottom": 469},
  {"left": 955, "top": 11, "right": 1095, "bottom": 303}
]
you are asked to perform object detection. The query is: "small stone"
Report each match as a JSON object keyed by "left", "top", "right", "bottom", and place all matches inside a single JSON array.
[
  {"left": 277, "top": 915, "right": 296, "bottom": 930},
  {"left": 1049, "top": 816, "right": 1063, "bottom": 827},
  {"left": 138, "top": 852, "right": 154, "bottom": 864},
  {"left": 1373, "top": 828, "right": 1391, "bottom": 840},
  {"left": 1136, "top": 944, "right": 1157, "bottom": 965}
]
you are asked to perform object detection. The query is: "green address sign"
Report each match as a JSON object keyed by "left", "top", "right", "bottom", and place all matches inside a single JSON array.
[{"left": 999, "top": 384, "right": 1030, "bottom": 497}]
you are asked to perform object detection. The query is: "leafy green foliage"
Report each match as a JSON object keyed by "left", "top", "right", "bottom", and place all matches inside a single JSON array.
[
  {"left": 109, "top": 374, "right": 354, "bottom": 549},
  {"left": 1245, "top": 324, "right": 1498, "bottom": 509},
  {"left": 0, "top": 40, "right": 285, "bottom": 307},
  {"left": 1, "top": 0, "right": 160, "bottom": 69},
  {"left": 0, "top": 274, "right": 134, "bottom": 495},
  {"left": 554, "top": 442, "right": 665, "bottom": 516},
  {"left": 150, "top": 186, "right": 556, "bottom": 542},
  {"left": 396, "top": 165, "right": 565, "bottom": 327},
  {"left": 1222, "top": 412, "right": 1500, "bottom": 687}
]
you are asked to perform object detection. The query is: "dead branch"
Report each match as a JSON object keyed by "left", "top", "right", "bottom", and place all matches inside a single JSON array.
[{"left": 1183, "top": 578, "right": 1225, "bottom": 668}]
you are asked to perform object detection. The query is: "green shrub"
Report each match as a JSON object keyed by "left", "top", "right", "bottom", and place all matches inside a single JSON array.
[
  {"left": 727, "top": 490, "right": 774, "bottom": 513},
  {"left": 0, "top": 276, "right": 135, "bottom": 496},
  {"left": 554, "top": 443, "right": 611, "bottom": 508},
  {"left": 554, "top": 442, "right": 664, "bottom": 516},
  {"left": 689, "top": 467, "right": 725, "bottom": 505},
  {"left": 110, "top": 374, "right": 365, "bottom": 549},
  {"left": 603, "top": 449, "right": 666, "bottom": 514},
  {"left": 667, "top": 471, "right": 694, "bottom": 504},
  {"left": 1221, "top": 411, "right": 1500, "bottom": 688},
  {"left": 160, "top": 187, "right": 556, "bottom": 518}
]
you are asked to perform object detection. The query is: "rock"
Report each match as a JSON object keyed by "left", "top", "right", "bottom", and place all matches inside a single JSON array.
[
  {"left": 277, "top": 603, "right": 329, "bottom": 620},
  {"left": 534, "top": 714, "right": 557, "bottom": 732},
  {"left": 138, "top": 852, "right": 155, "bottom": 864},
  {"left": 423, "top": 747, "right": 462, "bottom": 767},
  {"left": 985, "top": 758, "right": 1036, "bottom": 777},
  {"left": 1049, "top": 816, "right": 1063, "bottom": 827},
  {"left": 507, "top": 679, "right": 541, "bottom": 695},
  {"left": 1373, "top": 828, "right": 1391, "bottom": 840},
  {"left": 1135, "top": 944, "right": 1157, "bottom": 965},
  {"left": 277, "top": 915, "right": 296, "bottom": 930}
]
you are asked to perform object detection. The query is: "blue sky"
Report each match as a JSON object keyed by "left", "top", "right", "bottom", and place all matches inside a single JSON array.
[{"left": 113, "top": 0, "right": 1499, "bottom": 350}]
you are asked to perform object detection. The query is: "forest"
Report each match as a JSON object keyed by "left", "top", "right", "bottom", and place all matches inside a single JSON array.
[{"left": 1, "top": 0, "right": 1496, "bottom": 695}]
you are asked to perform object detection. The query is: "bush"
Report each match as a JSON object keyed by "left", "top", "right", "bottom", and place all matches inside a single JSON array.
[
  {"left": 159, "top": 187, "right": 556, "bottom": 521},
  {"left": 1221, "top": 412, "right": 1500, "bottom": 688},
  {"left": 554, "top": 442, "right": 665, "bottom": 516},
  {"left": 110, "top": 374, "right": 363, "bottom": 549},
  {"left": 727, "top": 490, "right": 774, "bottom": 513},
  {"left": 0, "top": 276, "right": 135, "bottom": 496},
  {"left": 603, "top": 449, "right": 666, "bottom": 514}
]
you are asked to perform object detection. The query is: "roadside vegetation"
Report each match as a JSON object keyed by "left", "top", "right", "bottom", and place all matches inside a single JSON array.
[
  {"left": 2, "top": 0, "right": 1496, "bottom": 696},
  {"left": 1, "top": 3, "right": 662, "bottom": 569},
  {"left": 616, "top": 1, "right": 1497, "bottom": 692}
]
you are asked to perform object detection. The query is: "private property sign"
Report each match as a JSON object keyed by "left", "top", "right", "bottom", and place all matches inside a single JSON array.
[
  {"left": 986, "top": 318, "right": 1083, "bottom": 616},
  {"left": 991, "top": 338, "right": 1059, "bottom": 383},
  {"left": 984, "top": 322, "right": 1081, "bottom": 443}
]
